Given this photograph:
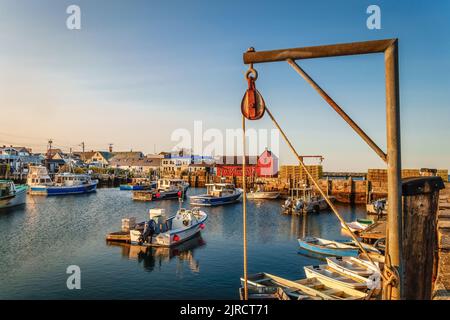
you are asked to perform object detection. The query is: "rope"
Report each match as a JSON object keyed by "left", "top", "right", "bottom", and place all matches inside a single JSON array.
[
  {"left": 241, "top": 115, "right": 249, "bottom": 300},
  {"left": 264, "top": 106, "right": 387, "bottom": 282}
]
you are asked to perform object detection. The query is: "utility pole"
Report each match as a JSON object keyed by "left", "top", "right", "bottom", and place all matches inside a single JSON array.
[{"left": 47, "top": 139, "right": 53, "bottom": 159}]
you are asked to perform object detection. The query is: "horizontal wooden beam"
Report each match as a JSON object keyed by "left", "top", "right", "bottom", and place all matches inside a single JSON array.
[{"left": 243, "top": 39, "right": 396, "bottom": 64}]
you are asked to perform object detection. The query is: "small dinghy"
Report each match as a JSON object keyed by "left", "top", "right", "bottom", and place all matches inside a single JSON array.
[
  {"left": 129, "top": 208, "right": 207, "bottom": 247},
  {"left": 293, "top": 277, "right": 368, "bottom": 300},
  {"left": 241, "top": 272, "right": 366, "bottom": 300},
  {"left": 239, "top": 287, "right": 291, "bottom": 300},
  {"left": 298, "top": 237, "right": 359, "bottom": 257},
  {"left": 304, "top": 265, "right": 369, "bottom": 290},
  {"left": 326, "top": 256, "right": 380, "bottom": 278},
  {"left": 341, "top": 219, "right": 373, "bottom": 233}
]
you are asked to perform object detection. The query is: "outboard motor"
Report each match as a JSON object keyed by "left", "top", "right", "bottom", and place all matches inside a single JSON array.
[
  {"left": 140, "top": 219, "right": 156, "bottom": 243},
  {"left": 294, "top": 199, "right": 304, "bottom": 212}
]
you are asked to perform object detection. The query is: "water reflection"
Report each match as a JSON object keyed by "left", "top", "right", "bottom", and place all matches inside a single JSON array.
[{"left": 107, "top": 234, "right": 206, "bottom": 273}]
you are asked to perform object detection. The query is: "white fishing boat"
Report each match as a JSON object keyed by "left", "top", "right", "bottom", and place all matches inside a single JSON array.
[
  {"left": 129, "top": 208, "right": 207, "bottom": 247},
  {"left": 27, "top": 166, "right": 98, "bottom": 195},
  {"left": 341, "top": 219, "right": 373, "bottom": 233},
  {"left": 326, "top": 256, "right": 380, "bottom": 278},
  {"left": 282, "top": 186, "right": 335, "bottom": 213},
  {"left": 132, "top": 179, "right": 189, "bottom": 201},
  {"left": 247, "top": 190, "right": 280, "bottom": 200},
  {"left": 190, "top": 182, "right": 242, "bottom": 206},
  {"left": 0, "top": 180, "right": 27, "bottom": 209},
  {"left": 26, "top": 166, "right": 53, "bottom": 195},
  {"left": 246, "top": 181, "right": 280, "bottom": 200},
  {"left": 304, "top": 265, "right": 370, "bottom": 290}
]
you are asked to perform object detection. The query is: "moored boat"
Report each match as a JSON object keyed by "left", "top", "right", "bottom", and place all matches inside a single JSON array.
[
  {"left": 303, "top": 265, "right": 369, "bottom": 290},
  {"left": 246, "top": 182, "right": 280, "bottom": 200},
  {"left": 241, "top": 272, "right": 367, "bottom": 300},
  {"left": 190, "top": 182, "right": 242, "bottom": 206},
  {"left": 119, "top": 181, "right": 157, "bottom": 191},
  {"left": 131, "top": 178, "right": 189, "bottom": 201},
  {"left": 298, "top": 237, "right": 359, "bottom": 257},
  {"left": 26, "top": 166, "right": 53, "bottom": 195},
  {"left": 27, "top": 166, "right": 98, "bottom": 196},
  {"left": 326, "top": 256, "right": 380, "bottom": 278},
  {"left": 341, "top": 220, "right": 373, "bottom": 233},
  {"left": 0, "top": 180, "right": 27, "bottom": 209},
  {"left": 129, "top": 208, "right": 207, "bottom": 247}
]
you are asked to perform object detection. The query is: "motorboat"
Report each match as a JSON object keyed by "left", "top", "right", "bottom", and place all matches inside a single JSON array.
[
  {"left": 0, "top": 180, "right": 27, "bottom": 209},
  {"left": 189, "top": 182, "right": 242, "bottom": 206},
  {"left": 132, "top": 178, "right": 189, "bottom": 201},
  {"left": 129, "top": 208, "right": 207, "bottom": 247}
]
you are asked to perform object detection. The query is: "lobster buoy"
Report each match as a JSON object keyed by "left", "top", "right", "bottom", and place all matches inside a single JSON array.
[
  {"left": 177, "top": 191, "right": 182, "bottom": 197},
  {"left": 199, "top": 223, "right": 205, "bottom": 230},
  {"left": 173, "top": 234, "right": 180, "bottom": 242}
]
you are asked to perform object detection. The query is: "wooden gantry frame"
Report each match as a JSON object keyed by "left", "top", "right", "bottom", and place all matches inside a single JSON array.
[{"left": 243, "top": 39, "right": 402, "bottom": 299}]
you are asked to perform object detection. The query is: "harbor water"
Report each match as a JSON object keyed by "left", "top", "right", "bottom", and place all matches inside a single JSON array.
[{"left": 0, "top": 188, "right": 368, "bottom": 299}]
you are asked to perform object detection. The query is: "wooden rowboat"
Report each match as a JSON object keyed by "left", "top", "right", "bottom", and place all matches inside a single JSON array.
[
  {"left": 304, "top": 265, "right": 369, "bottom": 290},
  {"left": 326, "top": 256, "right": 380, "bottom": 278},
  {"left": 241, "top": 272, "right": 367, "bottom": 300},
  {"left": 239, "top": 287, "right": 291, "bottom": 300},
  {"left": 298, "top": 237, "right": 359, "bottom": 257}
]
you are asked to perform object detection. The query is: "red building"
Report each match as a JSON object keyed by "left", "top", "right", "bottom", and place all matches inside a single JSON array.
[{"left": 215, "top": 150, "right": 278, "bottom": 177}]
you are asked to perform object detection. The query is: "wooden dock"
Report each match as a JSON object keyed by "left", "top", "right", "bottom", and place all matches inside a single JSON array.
[
  {"left": 433, "top": 182, "right": 450, "bottom": 299},
  {"left": 359, "top": 220, "right": 386, "bottom": 243}
]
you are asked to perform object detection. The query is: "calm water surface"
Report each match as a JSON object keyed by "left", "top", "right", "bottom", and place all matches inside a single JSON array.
[{"left": 0, "top": 188, "right": 368, "bottom": 299}]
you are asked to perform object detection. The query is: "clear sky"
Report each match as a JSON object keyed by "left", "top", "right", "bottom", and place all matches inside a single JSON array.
[{"left": 0, "top": 0, "right": 449, "bottom": 171}]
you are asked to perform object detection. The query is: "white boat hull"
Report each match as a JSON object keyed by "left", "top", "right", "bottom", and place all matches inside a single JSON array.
[
  {"left": 130, "top": 211, "right": 207, "bottom": 247},
  {"left": 0, "top": 187, "right": 27, "bottom": 209},
  {"left": 247, "top": 191, "right": 280, "bottom": 200}
]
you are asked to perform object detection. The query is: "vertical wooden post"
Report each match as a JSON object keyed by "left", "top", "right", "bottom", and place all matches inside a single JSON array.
[
  {"left": 384, "top": 39, "right": 403, "bottom": 300},
  {"left": 402, "top": 177, "right": 444, "bottom": 299}
]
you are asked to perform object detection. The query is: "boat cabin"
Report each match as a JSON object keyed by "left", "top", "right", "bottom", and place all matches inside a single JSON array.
[
  {"left": 157, "top": 179, "right": 186, "bottom": 191},
  {"left": 54, "top": 173, "right": 91, "bottom": 186},
  {"left": 205, "top": 183, "right": 236, "bottom": 197},
  {"left": 27, "top": 166, "right": 53, "bottom": 186},
  {"left": 0, "top": 180, "right": 15, "bottom": 198}
]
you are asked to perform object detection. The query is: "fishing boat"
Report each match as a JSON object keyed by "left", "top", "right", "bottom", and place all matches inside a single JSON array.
[
  {"left": 27, "top": 166, "right": 98, "bottom": 196},
  {"left": 246, "top": 181, "right": 280, "bottom": 200},
  {"left": 241, "top": 272, "right": 367, "bottom": 300},
  {"left": 129, "top": 208, "right": 207, "bottom": 247},
  {"left": 189, "top": 182, "right": 242, "bottom": 206},
  {"left": 26, "top": 166, "right": 53, "bottom": 195},
  {"left": 0, "top": 180, "right": 27, "bottom": 209},
  {"left": 326, "top": 256, "right": 380, "bottom": 278},
  {"left": 132, "top": 178, "right": 189, "bottom": 201},
  {"left": 282, "top": 187, "right": 335, "bottom": 213},
  {"left": 119, "top": 181, "right": 157, "bottom": 191},
  {"left": 298, "top": 237, "right": 360, "bottom": 257},
  {"left": 304, "top": 265, "right": 369, "bottom": 290}
]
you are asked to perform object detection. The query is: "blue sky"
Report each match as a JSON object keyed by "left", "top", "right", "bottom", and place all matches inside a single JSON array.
[{"left": 0, "top": 0, "right": 449, "bottom": 171}]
